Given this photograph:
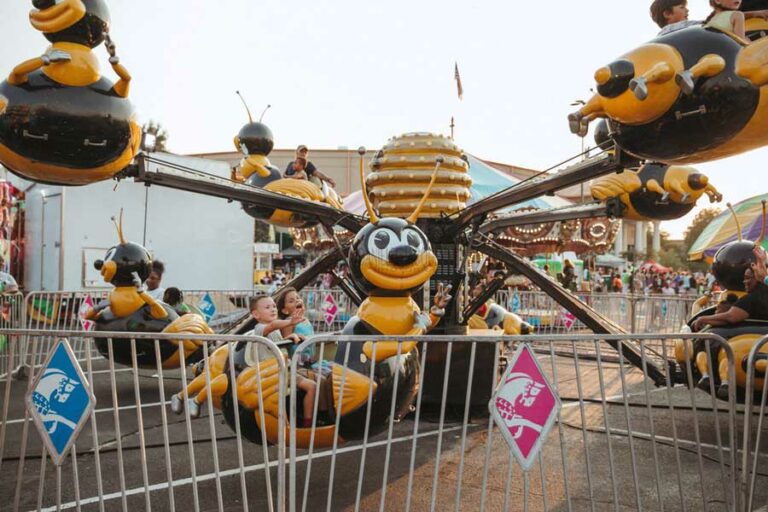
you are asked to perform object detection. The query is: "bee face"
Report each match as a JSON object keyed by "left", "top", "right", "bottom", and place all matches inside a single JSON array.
[
  {"left": 93, "top": 242, "right": 151, "bottom": 286},
  {"left": 349, "top": 217, "right": 437, "bottom": 295}
]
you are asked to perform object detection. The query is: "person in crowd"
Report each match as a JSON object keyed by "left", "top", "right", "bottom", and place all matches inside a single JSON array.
[
  {"left": 611, "top": 273, "right": 623, "bottom": 293},
  {"left": 145, "top": 260, "right": 165, "bottom": 300},
  {"left": 247, "top": 294, "right": 317, "bottom": 427},
  {"left": 692, "top": 267, "right": 768, "bottom": 331},
  {"left": 0, "top": 255, "right": 19, "bottom": 293},
  {"left": 560, "top": 259, "right": 577, "bottom": 292},
  {"left": 260, "top": 271, "right": 273, "bottom": 285},
  {"left": 652, "top": 0, "right": 700, "bottom": 35},
  {"left": 285, "top": 145, "right": 336, "bottom": 188}
]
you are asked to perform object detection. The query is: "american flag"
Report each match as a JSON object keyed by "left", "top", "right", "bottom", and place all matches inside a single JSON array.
[{"left": 454, "top": 62, "right": 463, "bottom": 100}]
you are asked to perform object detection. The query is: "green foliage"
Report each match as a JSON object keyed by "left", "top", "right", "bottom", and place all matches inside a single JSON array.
[
  {"left": 254, "top": 221, "right": 272, "bottom": 243},
  {"left": 142, "top": 120, "right": 169, "bottom": 152},
  {"left": 684, "top": 207, "right": 722, "bottom": 254}
]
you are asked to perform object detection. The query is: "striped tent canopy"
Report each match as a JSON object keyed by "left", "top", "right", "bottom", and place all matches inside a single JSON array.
[{"left": 688, "top": 193, "right": 768, "bottom": 262}]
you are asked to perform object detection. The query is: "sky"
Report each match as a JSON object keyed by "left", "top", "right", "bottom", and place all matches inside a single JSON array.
[{"left": 0, "top": 0, "right": 762, "bottom": 239}]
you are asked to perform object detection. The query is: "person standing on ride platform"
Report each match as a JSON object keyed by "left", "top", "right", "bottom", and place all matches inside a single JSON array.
[
  {"left": 652, "top": 0, "right": 700, "bottom": 36},
  {"left": 285, "top": 145, "right": 336, "bottom": 188},
  {"left": 704, "top": 0, "right": 768, "bottom": 41}
]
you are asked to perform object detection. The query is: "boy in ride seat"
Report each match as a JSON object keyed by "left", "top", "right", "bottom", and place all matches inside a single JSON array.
[{"left": 248, "top": 295, "right": 318, "bottom": 427}]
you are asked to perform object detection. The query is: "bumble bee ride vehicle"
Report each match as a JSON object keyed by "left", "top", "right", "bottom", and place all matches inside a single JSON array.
[
  {"left": 568, "top": 23, "right": 768, "bottom": 165},
  {"left": 676, "top": 213, "right": 768, "bottom": 401},
  {"left": 468, "top": 301, "right": 532, "bottom": 335},
  {"left": 0, "top": 0, "right": 140, "bottom": 185},
  {"left": 231, "top": 108, "right": 342, "bottom": 228},
  {"left": 592, "top": 162, "right": 722, "bottom": 221},
  {"left": 85, "top": 214, "right": 213, "bottom": 369},
  {"left": 178, "top": 150, "right": 451, "bottom": 448}
]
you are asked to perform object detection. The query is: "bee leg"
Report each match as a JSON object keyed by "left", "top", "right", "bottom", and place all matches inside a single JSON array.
[
  {"left": 629, "top": 61, "right": 675, "bottom": 101},
  {"left": 568, "top": 95, "right": 604, "bottom": 136},
  {"left": 675, "top": 54, "right": 726, "bottom": 96},
  {"left": 646, "top": 179, "right": 671, "bottom": 202}
]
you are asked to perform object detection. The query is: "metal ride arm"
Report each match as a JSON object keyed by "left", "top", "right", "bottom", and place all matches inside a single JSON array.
[
  {"left": 129, "top": 154, "right": 366, "bottom": 233},
  {"left": 461, "top": 276, "right": 506, "bottom": 323},
  {"left": 473, "top": 235, "right": 669, "bottom": 386},
  {"left": 331, "top": 270, "right": 363, "bottom": 307},
  {"left": 452, "top": 150, "right": 634, "bottom": 234},
  {"left": 478, "top": 202, "right": 613, "bottom": 234}
]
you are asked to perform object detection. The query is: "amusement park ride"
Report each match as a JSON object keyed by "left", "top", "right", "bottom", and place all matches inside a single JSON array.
[{"left": 4, "top": 0, "right": 768, "bottom": 444}]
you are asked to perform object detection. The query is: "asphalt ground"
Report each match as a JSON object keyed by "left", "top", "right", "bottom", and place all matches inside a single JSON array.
[{"left": 2, "top": 345, "right": 767, "bottom": 511}]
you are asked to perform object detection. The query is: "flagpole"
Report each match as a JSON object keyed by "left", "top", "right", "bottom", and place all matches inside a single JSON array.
[{"left": 450, "top": 116, "right": 455, "bottom": 140}]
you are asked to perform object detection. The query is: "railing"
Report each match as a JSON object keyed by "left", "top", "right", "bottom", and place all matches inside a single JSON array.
[
  {"left": 2, "top": 328, "right": 760, "bottom": 510},
  {"left": 0, "top": 330, "right": 285, "bottom": 512}
]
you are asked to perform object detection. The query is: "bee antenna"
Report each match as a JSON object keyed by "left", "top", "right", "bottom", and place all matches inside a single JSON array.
[
  {"left": 358, "top": 147, "right": 379, "bottom": 223},
  {"left": 758, "top": 200, "right": 767, "bottom": 245},
  {"left": 726, "top": 203, "right": 743, "bottom": 243},
  {"left": 259, "top": 104, "right": 272, "bottom": 123},
  {"left": 407, "top": 156, "right": 443, "bottom": 224},
  {"left": 111, "top": 208, "right": 126, "bottom": 244},
  {"left": 235, "top": 90, "right": 254, "bottom": 124}
]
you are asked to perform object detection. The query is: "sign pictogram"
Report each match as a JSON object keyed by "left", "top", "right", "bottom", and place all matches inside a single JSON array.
[
  {"left": 25, "top": 339, "right": 96, "bottom": 466},
  {"left": 322, "top": 293, "right": 338, "bottom": 326},
  {"left": 78, "top": 295, "right": 95, "bottom": 331},
  {"left": 198, "top": 292, "right": 217, "bottom": 322},
  {"left": 490, "top": 343, "right": 561, "bottom": 471}
]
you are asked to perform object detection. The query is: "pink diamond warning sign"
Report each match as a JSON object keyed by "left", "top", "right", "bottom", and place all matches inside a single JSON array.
[{"left": 490, "top": 343, "right": 561, "bottom": 471}]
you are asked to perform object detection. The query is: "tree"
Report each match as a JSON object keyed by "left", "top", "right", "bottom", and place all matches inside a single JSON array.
[
  {"left": 682, "top": 207, "right": 722, "bottom": 272},
  {"left": 254, "top": 221, "right": 272, "bottom": 243},
  {"left": 142, "top": 120, "right": 169, "bottom": 152},
  {"left": 684, "top": 207, "right": 722, "bottom": 251}
]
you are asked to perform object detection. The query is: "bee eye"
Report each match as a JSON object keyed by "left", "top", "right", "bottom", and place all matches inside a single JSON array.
[
  {"left": 374, "top": 231, "right": 390, "bottom": 250},
  {"left": 406, "top": 232, "right": 420, "bottom": 248}
]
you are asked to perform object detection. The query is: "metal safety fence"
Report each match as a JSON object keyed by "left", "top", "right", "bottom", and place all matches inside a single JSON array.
[
  {"left": 0, "top": 292, "right": 26, "bottom": 379},
  {"left": 285, "top": 333, "right": 747, "bottom": 512},
  {"left": 495, "top": 290, "right": 697, "bottom": 335},
  {"left": 4, "top": 330, "right": 762, "bottom": 510},
  {"left": 0, "top": 330, "right": 286, "bottom": 512}
]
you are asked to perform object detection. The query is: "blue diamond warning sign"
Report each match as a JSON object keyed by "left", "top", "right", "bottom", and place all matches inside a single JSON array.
[{"left": 25, "top": 339, "right": 96, "bottom": 466}]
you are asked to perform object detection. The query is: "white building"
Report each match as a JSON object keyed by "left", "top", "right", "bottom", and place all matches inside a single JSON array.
[{"left": 7, "top": 153, "right": 255, "bottom": 291}]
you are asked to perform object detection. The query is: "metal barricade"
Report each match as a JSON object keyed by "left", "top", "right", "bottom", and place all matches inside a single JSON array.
[
  {"left": 287, "top": 333, "right": 741, "bottom": 512},
  {"left": 0, "top": 329, "right": 286, "bottom": 512},
  {"left": 741, "top": 335, "right": 768, "bottom": 511},
  {"left": 0, "top": 292, "right": 25, "bottom": 379},
  {"left": 494, "top": 290, "right": 697, "bottom": 335},
  {"left": 299, "top": 288, "right": 353, "bottom": 334}
]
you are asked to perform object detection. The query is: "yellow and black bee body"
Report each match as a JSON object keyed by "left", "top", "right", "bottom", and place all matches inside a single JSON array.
[
  {"left": 0, "top": 0, "right": 140, "bottom": 185},
  {"left": 233, "top": 120, "right": 342, "bottom": 227},
  {"left": 571, "top": 25, "right": 768, "bottom": 164},
  {"left": 87, "top": 216, "right": 212, "bottom": 369},
  {"left": 592, "top": 162, "right": 722, "bottom": 221},
  {"left": 334, "top": 216, "right": 435, "bottom": 438},
  {"left": 608, "top": 30, "right": 754, "bottom": 163},
  {"left": 677, "top": 239, "right": 768, "bottom": 401},
  {"left": 91, "top": 242, "right": 182, "bottom": 366}
]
